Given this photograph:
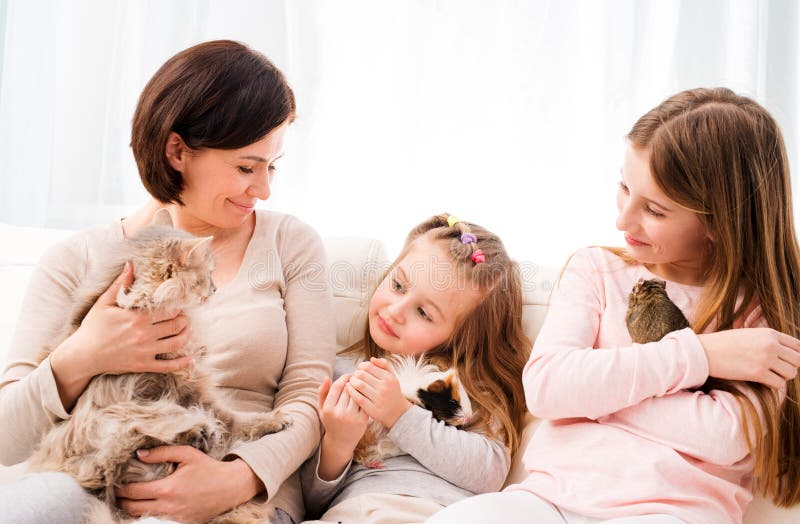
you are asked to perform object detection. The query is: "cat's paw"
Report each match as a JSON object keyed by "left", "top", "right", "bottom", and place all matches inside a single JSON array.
[
  {"left": 236, "top": 410, "right": 291, "bottom": 441},
  {"left": 177, "top": 423, "right": 217, "bottom": 453}
]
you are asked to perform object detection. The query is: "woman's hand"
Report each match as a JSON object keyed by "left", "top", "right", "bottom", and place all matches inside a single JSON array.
[
  {"left": 347, "top": 357, "right": 412, "bottom": 429},
  {"left": 50, "top": 262, "right": 193, "bottom": 409},
  {"left": 317, "top": 375, "right": 369, "bottom": 480},
  {"left": 698, "top": 328, "right": 800, "bottom": 388},
  {"left": 115, "top": 446, "right": 262, "bottom": 523}
]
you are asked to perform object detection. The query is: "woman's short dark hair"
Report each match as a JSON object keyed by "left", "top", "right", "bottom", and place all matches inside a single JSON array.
[{"left": 131, "top": 40, "right": 296, "bottom": 204}]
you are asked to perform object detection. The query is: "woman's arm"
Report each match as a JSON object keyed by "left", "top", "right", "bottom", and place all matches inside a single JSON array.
[
  {"left": 226, "top": 216, "right": 336, "bottom": 500},
  {"left": 0, "top": 236, "right": 89, "bottom": 465}
]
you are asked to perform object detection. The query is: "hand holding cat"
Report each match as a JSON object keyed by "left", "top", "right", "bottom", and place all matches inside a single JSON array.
[
  {"left": 347, "top": 357, "right": 412, "bottom": 429},
  {"left": 51, "top": 262, "right": 194, "bottom": 410},
  {"left": 698, "top": 328, "right": 800, "bottom": 388},
  {"left": 55, "top": 262, "right": 193, "bottom": 376},
  {"left": 116, "top": 446, "right": 261, "bottom": 522}
]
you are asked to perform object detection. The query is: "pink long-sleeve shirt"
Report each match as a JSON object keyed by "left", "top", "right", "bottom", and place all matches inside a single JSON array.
[{"left": 506, "top": 247, "right": 767, "bottom": 524}]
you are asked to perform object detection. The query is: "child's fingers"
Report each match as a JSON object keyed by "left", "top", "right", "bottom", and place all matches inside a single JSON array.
[
  {"left": 317, "top": 377, "right": 332, "bottom": 411},
  {"left": 370, "top": 357, "right": 391, "bottom": 370},
  {"left": 779, "top": 345, "right": 800, "bottom": 367},
  {"left": 322, "top": 375, "right": 349, "bottom": 410},
  {"left": 345, "top": 388, "right": 358, "bottom": 412},
  {"left": 353, "top": 368, "right": 381, "bottom": 389},
  {"left": 363, "top": 359, "right": 393, "bottom": 380},
  {"left": 346, "top": 382, "right": 370, "bottom": 409},
  {"left": 350, "top": 376, "right": 378, "bottom": 402}
]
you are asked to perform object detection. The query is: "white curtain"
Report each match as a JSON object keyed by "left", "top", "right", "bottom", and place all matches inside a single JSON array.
[{"left": 1, "top": 0, "right": 798, "bottom": 268}]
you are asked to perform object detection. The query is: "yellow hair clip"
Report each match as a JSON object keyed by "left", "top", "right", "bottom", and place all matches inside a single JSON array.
[{"left": 447, "top": 215, "right": 460, "bottom": 228}]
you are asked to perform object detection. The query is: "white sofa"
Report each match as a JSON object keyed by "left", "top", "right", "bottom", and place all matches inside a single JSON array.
[{"left": 0, "top": 222, "right": 797, "bottom": 523}]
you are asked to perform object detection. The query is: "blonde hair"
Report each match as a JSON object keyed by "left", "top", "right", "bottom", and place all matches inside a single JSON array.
[
  {"left": 626, "top": 87, "right": 800, "bottom": 505},
  {"left": 344, "top": 214, "right": 530, "bottom": 454}
]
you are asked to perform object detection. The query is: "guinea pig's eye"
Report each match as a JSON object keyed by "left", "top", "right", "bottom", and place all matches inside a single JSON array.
[{"left": 449, "top": 399, "right": 459, "bottom": 407}]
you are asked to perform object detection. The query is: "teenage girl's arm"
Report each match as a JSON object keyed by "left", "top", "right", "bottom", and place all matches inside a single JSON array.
[
  {"left": 598, "top": 386, "right": 775, "bottom": 466},
  {"left": 599, "top": 308, "right": 790, "bottom": 466},
  {"left": 348, "top": 358, "right": 510, "bottom": 493},
  {"left": 523, "top": 248, "right": 800, "bottom": 421}
]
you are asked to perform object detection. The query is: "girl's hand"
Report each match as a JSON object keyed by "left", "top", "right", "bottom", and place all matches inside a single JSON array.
[
  {"left": 115, "top": 446, "right": 262, "bottom": 523},
  {"left": 698, "top": 328, "right": 800, "bottom": 388},
  {"left": 317, "top": 375, "right": 369, "bottom": 480},
  {"left": 318, "top": 375, "right": 370, "bottom": 450},
  {"left": 347, "top": 357, "right": 412, "bottom": 429}
]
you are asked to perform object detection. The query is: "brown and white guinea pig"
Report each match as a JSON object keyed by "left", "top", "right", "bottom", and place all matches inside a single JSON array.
[{"left": 353, "top": 355, "right": 472, "bottom": 468}]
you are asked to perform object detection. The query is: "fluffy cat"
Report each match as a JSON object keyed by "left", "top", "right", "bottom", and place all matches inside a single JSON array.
[
  {"left": 28, "top": 209, "right": 289, "bottom": 524},
  {"left": 352, "top": 355, "right": 472, "bottom": 468}
]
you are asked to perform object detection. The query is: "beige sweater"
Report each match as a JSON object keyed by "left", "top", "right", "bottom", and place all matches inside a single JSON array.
[{"left": 0, "top": 210, "right": 336, "bottom": 522}]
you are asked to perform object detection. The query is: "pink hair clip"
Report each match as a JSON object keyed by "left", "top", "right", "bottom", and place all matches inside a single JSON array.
[
  {"left": 471, "top": 249, "right": 485, "bottom": 264},
  {"left": 460, "top": 233, "right": 477, "bottom": 244}
]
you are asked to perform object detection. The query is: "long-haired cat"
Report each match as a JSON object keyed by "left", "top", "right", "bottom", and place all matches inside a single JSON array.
[
  {"left": 28, "top": 209, "right": 289, "bottom": 524},
  {"left": 352, "top": 356, "right": 472, "bottom": 468}
]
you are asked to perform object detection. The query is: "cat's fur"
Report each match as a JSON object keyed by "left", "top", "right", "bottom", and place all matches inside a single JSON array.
[
  {"left": 352, "top": 356, "right": 472, "bottom": 468},
  {"left": 28, "top": 210, "right": 290, "bottom": 524}
]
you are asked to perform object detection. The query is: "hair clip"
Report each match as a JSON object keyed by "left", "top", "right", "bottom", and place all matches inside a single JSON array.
[
  {"left": 447, "top": 215, "right": 460, "bottom": 228},
  {"left": 471, "top": 249, "right": 486, "bottom": 264},
  {"left": 460, "top": 233, "right": 477, "bottom": 244}
]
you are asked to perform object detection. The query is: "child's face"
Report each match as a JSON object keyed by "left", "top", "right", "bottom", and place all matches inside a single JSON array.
[
  {"left": 616, "top": 142, "right": 710, "bottom": 281},
  {"left": 368, "top": 237, "right": 482, "bottom": 356}
]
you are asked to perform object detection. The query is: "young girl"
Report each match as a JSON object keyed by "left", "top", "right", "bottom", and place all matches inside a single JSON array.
[
  {"left": 300, "top": 214, "right": 530, "bottom": 524},
  {"left": 428, "top": 88, "right": 800, "bottom": 524}
]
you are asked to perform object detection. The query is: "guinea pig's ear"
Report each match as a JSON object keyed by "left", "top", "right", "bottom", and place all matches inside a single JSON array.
[
  {"left": 426, "top": 379, "right": 446, "bottom": 394},
  {"left": 151, "top": 208, "right": 174, "bottom": 227}
]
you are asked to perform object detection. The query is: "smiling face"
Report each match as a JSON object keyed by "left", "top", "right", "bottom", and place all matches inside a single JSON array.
[
  {"left": 616, "top": 141, "right": 710, "bottom": 284},
  {"left": 368, "top": 237, "right": 483, "bottom": 357},
  {"left": 166, "top": 122, "right": 288, "bottom": 229}
]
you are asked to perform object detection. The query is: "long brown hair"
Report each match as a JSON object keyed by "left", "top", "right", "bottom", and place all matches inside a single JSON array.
[
  {"left": 626, "top": 87, "right": 800, "bottom": 505},
  {"left": 344, "top": 214, "right": 530, "bottom": 454}
]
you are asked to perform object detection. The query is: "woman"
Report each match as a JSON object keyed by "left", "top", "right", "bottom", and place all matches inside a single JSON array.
[{"left": 0, "top": 40, "right": 335, "bottom": 523}]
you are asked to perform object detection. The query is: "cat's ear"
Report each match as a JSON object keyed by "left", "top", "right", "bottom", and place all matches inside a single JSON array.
[
  {"left": 151, "top": 208, "right": 174, "bottom": 227},
  {"left": 180, "top": 236, "right": 214, "bottom": 265}
]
